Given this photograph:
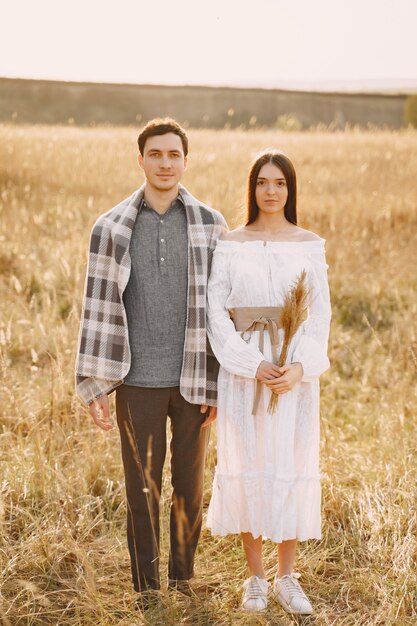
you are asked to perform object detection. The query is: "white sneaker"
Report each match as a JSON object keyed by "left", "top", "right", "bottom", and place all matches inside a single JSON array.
[
  {"left": 273, "top": 572, "right": 313, "bottom": 615},
  {"left": 241, "top": 575, "right": 269, "bottom": 612}
]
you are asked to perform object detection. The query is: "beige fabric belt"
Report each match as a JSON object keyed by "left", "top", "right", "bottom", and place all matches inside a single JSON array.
[{"left": 230, "top": 306, "right": 283, "bottom": 415}]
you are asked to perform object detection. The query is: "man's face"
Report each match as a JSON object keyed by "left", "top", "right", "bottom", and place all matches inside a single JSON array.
[{"left": 138, "top": 133, "right": 187, "bottom": 191}]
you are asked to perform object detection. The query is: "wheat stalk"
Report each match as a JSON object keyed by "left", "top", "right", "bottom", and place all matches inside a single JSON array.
[{"left": 268, "top": 269, "right": 310, "bottom": 414}]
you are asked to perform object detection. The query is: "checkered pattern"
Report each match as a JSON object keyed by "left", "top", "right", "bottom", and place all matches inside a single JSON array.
[{"left": 75, "top": 184, "right": 228, "bottom": 406}]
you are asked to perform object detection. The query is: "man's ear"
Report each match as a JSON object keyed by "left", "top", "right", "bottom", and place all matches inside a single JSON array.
[
  {"left": 137, "top": 153, "right": 143, "bottom": 170},
  {"left": 184, "top": 156, "right": 188, "bottom": 171}
]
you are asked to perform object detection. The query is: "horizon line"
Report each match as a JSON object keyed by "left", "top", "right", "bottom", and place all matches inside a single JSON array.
[{"left": 1, "top": 74, "right": 417, "bottom": 96}]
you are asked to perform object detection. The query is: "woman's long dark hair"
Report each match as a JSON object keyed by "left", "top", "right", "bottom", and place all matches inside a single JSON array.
[{"left": 246, "top": 151, "right": 297, "bottom": 225}]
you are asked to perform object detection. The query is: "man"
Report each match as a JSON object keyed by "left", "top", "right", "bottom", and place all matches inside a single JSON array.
[{"left": 75, "top": 118, "right": 227, "bottom": 599}]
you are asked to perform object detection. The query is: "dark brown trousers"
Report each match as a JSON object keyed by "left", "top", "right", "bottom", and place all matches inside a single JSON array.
[{"left": 116, "top": 385, "right": 210, "bottom": 592}]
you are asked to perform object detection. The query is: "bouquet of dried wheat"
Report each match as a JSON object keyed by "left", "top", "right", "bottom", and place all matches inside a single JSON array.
[{"left": 267, "top": 269, "right": 311, "bottom": 414}]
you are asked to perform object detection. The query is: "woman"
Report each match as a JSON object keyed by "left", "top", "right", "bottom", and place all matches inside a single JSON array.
[{"left": 206, "top": 151, "right": 331, "bottom": 615}]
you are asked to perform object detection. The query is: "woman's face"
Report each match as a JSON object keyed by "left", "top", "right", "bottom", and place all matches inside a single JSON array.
[{"left": 255, "top": 162, "right": 288, "bottom": 215}]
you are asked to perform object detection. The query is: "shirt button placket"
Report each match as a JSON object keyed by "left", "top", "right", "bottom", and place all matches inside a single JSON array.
[{"left": 159, "top": 218, "right": 166, "bottom": 275}]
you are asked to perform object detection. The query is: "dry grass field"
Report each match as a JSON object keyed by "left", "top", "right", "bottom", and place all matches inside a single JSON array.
[{"left": 0, "top": 124, "right": 416, "bottom": 625}]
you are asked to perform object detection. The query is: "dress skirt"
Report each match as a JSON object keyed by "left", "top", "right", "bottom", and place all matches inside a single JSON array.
[{"left": 206, "top": 334, "right": 322, "bottom": 543}]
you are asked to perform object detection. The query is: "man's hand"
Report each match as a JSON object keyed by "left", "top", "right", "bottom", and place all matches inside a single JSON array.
[
  {"left": 88, "top": 394, "right": 113, "bottom": 431},
  {"left": 200, "top": 404, "right": 217, "bottom": 428},
  {"left": 263, "top": 362, "right": 303, "bottom": 395}
]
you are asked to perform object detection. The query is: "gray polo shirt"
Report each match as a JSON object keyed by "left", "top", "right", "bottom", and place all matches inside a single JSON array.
[{"left": 123, "top": 195, "right": 188, "bottom": 387}]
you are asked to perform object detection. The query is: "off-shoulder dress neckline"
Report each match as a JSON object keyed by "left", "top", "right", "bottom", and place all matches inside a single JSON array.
[{"left": 216, "top": 238, "right": 326, "bottom": 248}]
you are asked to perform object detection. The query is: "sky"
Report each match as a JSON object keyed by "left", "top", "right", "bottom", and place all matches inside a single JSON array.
[{"left": 1, "top": 0, "right": 417, "bottom": 89}]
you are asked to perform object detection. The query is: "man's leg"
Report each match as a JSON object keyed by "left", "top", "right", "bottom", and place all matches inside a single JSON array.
[
  {"left": 116, "top": 385, "right": 170, "bottom": 591},
  {"left": 167, "top": 388, "right": 210, "bottom": 582}
]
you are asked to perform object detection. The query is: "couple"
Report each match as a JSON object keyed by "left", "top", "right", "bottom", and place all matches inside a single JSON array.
[{"left": 75, "top": 118, "right": 331, "bottom": 615}]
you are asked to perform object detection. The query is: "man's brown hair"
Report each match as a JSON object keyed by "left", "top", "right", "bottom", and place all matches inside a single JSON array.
[{"left": 137, "top": 118, "right": 188, "bottom": 156}]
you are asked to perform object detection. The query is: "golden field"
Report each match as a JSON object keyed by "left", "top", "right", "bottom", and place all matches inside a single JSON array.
[{"left": 0, "top": 124, "right": 416, "bottom": 625}]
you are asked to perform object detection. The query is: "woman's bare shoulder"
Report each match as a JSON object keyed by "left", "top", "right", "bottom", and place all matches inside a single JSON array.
[
  {"left": 220, "top": 227, "right": 249, "bottom": 241},
  {"left": 292, "top": 227, "right": 323, "bottom": 242}
]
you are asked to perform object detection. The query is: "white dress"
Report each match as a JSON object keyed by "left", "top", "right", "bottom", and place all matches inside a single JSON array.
[{"left": 206, "top": 238, "right": 331, "bottom": 543}]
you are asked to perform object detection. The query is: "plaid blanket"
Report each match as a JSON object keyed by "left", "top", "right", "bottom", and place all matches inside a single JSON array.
[{"left": 75, "top": 184, "right": 228, "bottom": 406}]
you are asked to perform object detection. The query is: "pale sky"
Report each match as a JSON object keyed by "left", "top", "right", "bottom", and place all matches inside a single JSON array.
[{"left": 1, "top": 0, "right": 416, "bottom": 88}]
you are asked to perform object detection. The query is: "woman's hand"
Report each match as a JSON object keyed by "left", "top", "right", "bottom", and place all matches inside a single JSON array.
[
  {"left": 256, "top": 360, "right": 283, "bottom": 382},
  {"left": 263, "top": 362, "right": 303, "bottom": 395}
]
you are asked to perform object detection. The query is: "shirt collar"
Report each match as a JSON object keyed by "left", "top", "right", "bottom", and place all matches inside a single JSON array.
[{"left": 139, "top": 192, "right": 185, "bottom": 214}]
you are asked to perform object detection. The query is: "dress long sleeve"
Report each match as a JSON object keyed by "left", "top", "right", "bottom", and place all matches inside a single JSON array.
[
  {"left": 292, "top": 250, "right": 331, "bottom": 382},
  {"left": 207, "top": 248, "right": 265, "bottom": 378}
]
